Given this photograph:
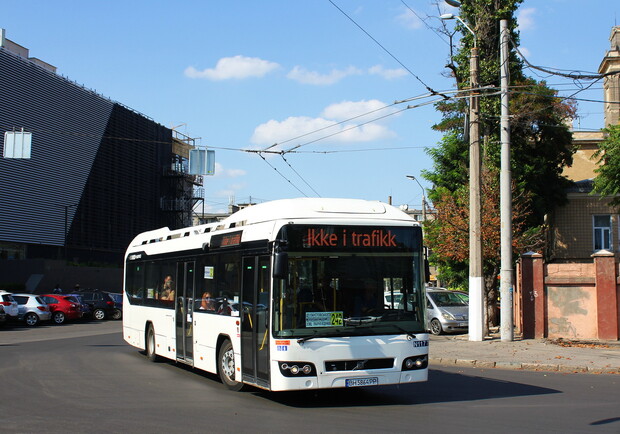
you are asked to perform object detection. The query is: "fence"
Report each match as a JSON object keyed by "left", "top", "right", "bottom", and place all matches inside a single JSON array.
[{"left": 517, "top": 251, "right": 619, "bottom": 340}]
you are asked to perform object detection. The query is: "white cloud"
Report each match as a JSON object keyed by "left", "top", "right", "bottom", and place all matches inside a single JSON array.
[
  {"left": 519, "top": 46, "right": 531, "bottom": 59},
  {"left": 184, "top": 55, "right": 279, "bottom": 80},
  {"left": 368, "top": 65, "right": 408, "bottom": 79},
  {"left": 286, "top": 65, "right": 362, "bottom": 85},
  {"left": 321, "top": 100, "right": 389, "bottom": 121},
  {"left": 213, "top": 162, "right": 246, "bottom": 179},
  {"left": 396, "top": 8, "right": 422, "bottom": 30},
  {"left": 251, "top": 100, "right": 397, "bottom": 148},
  {"left": 251, "top": 116, "right": 334, "bottom": 146},
  {"left": 517, "top": 8, "right": 536, "bottom": 31}
]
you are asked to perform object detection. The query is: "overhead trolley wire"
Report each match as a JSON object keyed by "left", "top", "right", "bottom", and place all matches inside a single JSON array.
[
  {"left": 328, "top": 0, "right": 450, "bottom": 100},
  {"left": 256, "top": 152, "right": 309, "bottom": 197},
  {"left": 509, "top": 34, "right": 620, "bottom": 81},
  {"left": 280, "top": 154, "right": 322, "bottom": 197}
]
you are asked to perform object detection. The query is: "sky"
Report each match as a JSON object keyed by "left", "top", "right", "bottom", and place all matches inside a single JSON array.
[{"left": 3, "top": 1, "right": 620, "bottom": 213}]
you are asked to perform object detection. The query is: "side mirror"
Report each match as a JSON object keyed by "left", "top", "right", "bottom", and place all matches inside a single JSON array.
[{"left": 273, "top": 251, "right": 288, "bottom": 279}]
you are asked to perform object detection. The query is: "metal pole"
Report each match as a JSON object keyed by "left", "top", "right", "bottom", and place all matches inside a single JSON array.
[
  {"left": 406, "top": 175, "right": 427, "bottom": 223},
  {"left": 500, "top": 19, "right": 514, "bottom": 341},
  {"left": 468, "top": 43, "right": 484, "bottom": 342}
]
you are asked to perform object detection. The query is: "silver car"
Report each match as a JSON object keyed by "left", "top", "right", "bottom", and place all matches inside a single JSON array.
[
  {"left": 426, "top": 288, "right": 469, "bottom": 335},
  {"left": 12, "top": 293, "right": 52, "bottom": 326}
]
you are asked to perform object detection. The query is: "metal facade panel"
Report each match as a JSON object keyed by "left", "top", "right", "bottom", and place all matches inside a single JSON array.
[
  {"left": 0, "top": 48, "right": 113, "bottom": 246},
  {"left": 68, "top": 103, "right": 172, "bottom": 254}
]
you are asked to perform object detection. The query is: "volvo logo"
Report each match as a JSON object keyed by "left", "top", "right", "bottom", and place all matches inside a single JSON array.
[{"left": 354, "top": 360, "right": 368, "bottom": 370}]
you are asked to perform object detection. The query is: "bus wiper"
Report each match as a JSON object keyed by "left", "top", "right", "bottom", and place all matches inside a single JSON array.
[
  {"left": 297, "top": 329, "right": 343, "bottom": 344},
  {"left": 347, "top": 322, "right": 417, "bottom": 340},
  {"left": 388, "top": 324, "right": 417, "bottom": 340}
]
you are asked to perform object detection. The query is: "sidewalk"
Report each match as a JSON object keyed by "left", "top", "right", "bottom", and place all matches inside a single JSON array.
[{"left": 429, "top": 333, "right": 620, "bottom": 374}]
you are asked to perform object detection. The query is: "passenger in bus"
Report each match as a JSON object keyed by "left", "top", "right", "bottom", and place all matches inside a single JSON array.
[
  {"left": 160, "top": 275, "right": 175, "bottom": 301},
  {"left": 200, "top": 292, "right": 216, "bottom": 311}
]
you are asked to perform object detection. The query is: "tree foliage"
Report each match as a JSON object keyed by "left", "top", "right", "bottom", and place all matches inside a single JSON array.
[
  {"left": 423, "top": 0, "right": 576, "bottom": 315},
  {"left": 425, "top": 163, "right": 543, "bottom": 324},
  {"left": 592, "top": 124, "right": 620, "bottom": 207}
]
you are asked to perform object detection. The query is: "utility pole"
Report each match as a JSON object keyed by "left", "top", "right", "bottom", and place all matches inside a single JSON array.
[
  {"left": 468, "top": 40, "right": 484, "bottom": 342},
  {"left": 499, "top": 19, "right": 514, "bottom": 341},
  {"left": 441, "top": 8, "right": 484, "bottom": 342}
]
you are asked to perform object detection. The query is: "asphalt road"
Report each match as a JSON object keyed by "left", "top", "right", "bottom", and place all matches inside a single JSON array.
[{"left": 1, "top": 321, "right": 619, "bottom": 433}]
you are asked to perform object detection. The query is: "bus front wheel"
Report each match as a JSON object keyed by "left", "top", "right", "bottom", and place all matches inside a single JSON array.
[{"left": 218, "top": 340, "right": 243, "bottom": 391}]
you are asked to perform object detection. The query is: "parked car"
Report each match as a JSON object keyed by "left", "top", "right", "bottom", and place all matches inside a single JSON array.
[
  {"left": 64, "top": 293, "right": 92, "bottom": 318},
  {"left": 40, "top": 294, "right": 83, "bottom": 325},
  {"left": 74, "top": 290, "right": 115, "bottom": 320},
  {"left": 12, "top": 293, "right": 52, "bottom": 326},
  {"left": 0, "top": 290, "right": 19, "bottom": 321},
  {"left": 105, "top": 292, "right": 123, "bottom": 320},
  {"left": 0, "top": 305, "right": 6, "bottom": 326},
  {"left": 426, "top": 288, "right": 469, "bottom": 335}
]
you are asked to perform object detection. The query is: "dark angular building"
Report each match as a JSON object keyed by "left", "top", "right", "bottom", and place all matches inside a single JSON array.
[{"left": 0, "top": 29, "right": 201, "bottom": 281}]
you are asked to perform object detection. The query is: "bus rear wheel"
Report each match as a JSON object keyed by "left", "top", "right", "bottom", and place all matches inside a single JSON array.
[
  {"left": 218, "top": 340, "right": 243, "bottom": 391},
  {"left": 146, "top": 324, "right": 159, "bottom": 362}
]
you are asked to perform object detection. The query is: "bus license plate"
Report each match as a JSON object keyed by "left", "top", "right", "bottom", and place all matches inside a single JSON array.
[{"left": 345, "top": 377, "right": 378, "bottom": 387}]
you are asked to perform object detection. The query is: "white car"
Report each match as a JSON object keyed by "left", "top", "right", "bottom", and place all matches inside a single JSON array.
[
  {"left": 0, "top": 291, "right": 19, "bottom": 320},
  {"left": 383, "top": 291, "right": 403, "bottom": 309}
]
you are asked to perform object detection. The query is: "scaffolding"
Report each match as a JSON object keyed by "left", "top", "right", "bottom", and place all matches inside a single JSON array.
[{"left": 161, "top": 130, "right": 204, "bottom": 228}]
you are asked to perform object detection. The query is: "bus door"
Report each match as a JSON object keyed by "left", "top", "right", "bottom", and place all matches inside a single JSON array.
[
  {"left": 240, "top": 256, "right": 271, "bottom": 388},
  {"left": 175, "top": 261, "right": 195, "bottom": 363}
]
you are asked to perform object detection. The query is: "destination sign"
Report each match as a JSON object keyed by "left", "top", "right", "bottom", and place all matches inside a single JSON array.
[
  {"left": 210, "top": 230, "right": 243, "bottom": 248},
  {"left": 284, "top": 225, "right": 419, "bottom": 252}
]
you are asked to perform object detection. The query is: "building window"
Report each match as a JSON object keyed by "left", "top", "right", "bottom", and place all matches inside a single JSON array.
[
  {"left": 593, "top": 215, "right": 612, "bottom": 251},
  {"left": 3, "top": 130, "right": 32, "bottom": 159}
]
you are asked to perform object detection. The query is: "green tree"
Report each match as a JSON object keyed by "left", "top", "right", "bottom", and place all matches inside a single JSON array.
[
  {"left": 423, "top": 0, "right": 576, "bottom": 324},
  {"left": 592, "top": 124, "right": 620, "bottom": 206}
]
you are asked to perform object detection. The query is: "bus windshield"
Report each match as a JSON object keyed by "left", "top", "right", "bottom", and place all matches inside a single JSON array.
[{"left": 273, "top": 224, "right": 426, "bottom": 338}]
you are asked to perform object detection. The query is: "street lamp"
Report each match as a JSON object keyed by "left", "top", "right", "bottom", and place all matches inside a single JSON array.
[
  {"left": 439, "top": 14, "right": 477, "bottom": 49},
  {"left": 405, "top": 175, "right": 427, "bottom": 222},
  {"left": 441, "top": 8, "right": 484, "bottom": 342}
]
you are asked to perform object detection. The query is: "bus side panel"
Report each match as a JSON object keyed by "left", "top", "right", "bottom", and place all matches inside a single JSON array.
[
  {"left": 123, "top": 305, "right": 176, "bottom": 361},
  {"left": 193, "top": 313, "right": 241, "bottom": 375}
]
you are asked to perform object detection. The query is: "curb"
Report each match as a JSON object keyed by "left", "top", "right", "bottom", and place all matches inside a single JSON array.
[{"left": 430, "top": 357, "right": 620, "bottom": 375}]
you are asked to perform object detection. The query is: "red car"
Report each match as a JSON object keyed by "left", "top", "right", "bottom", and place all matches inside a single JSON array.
[{"left": 40, "top": 294, "right": 83, "bottom": 324}]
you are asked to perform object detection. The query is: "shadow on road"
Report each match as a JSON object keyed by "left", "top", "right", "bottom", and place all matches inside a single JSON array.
[
  {"left": 127, "top": 351, "right": 560, "bottom": 409},
  {"left": 248, "top": 368, "right": 560, "bottom": 408}
]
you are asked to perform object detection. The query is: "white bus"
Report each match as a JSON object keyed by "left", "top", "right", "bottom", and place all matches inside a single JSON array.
[{"left": 123, "top": 198, "right": 429, "bottom": 391}]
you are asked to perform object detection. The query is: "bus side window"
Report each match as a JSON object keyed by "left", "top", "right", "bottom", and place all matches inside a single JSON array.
[
  {"left": 196, "top": 258, "right": 217, "bottom": 313},
  {"left": 216, "top": 253, "right": 241, "bottom": 315},
  {"left": 126, "top": 263, "right": 145, "bottom": 305}
]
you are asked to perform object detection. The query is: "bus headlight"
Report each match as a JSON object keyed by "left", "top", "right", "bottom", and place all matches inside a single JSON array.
[
  {"left": 278, "top": 361, "right": 317, "bottom": 377},
  {"left": 402, "top": 355, "right": 428, "bottom": 371}
]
